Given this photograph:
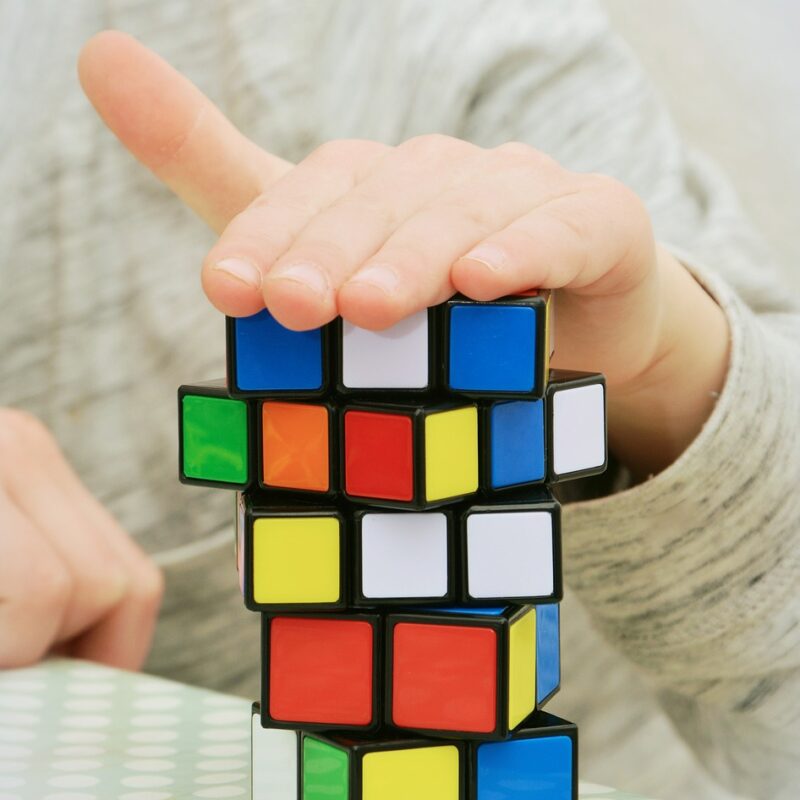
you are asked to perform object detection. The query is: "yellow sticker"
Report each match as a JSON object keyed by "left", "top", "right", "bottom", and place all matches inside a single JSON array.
[
  {"left": 424, "top": 406, "right": 478, "bottom": 501},
  {"left": 362, "top": 745, "right": 460, "bottom": 800},
  {"left": 508, "top": 607, "right": 537, "bottom": 729}
]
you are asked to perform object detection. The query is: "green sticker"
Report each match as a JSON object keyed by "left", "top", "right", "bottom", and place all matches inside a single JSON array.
[{"left": 303, "top": 737, "right": 349, "bottom": 800}]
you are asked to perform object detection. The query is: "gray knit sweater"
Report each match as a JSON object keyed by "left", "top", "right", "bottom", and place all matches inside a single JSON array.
[{"left": 1, "top": 2, "right": 798, "bottom": 799}]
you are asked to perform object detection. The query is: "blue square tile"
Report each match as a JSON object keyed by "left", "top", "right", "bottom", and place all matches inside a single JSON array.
[
  {"left": 234, "top": 309, "right": 323, "bottom": 391},
  {"left": 536, "top": 604, "right": 560, "bottom": 705},
  {"left": 449, "top": 305, "right": 537, "bottom": 392},
  {"left": 490, "top": 401, "right": 545, "bottom": 488},
  {"left": 476, "top": 734, "right": 573, "bottom": 800}
]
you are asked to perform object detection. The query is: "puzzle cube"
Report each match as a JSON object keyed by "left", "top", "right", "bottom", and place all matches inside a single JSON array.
[
  {"left": 301, "top": 730, "right": 464, "bottom": 800},
  {"left": 469, "top": 711, "right": 577, "bottom": 800},
  {"left": 262, "top": 613, "right": 381, "bottom": 732},
  {"left": 458, "top": 490, "right": 562, "bottom": 605},
  {"left": 178, "top": 380, "right": 251, "bottom": 488},
  {"left": 386, "top": 605, "right": 539, "bottom": 739},
  {"left": 342, "top": 402, "right": 479, "bottom": 509},
  {"left": 258, "top": 400, "right": 336, "bottom": 494},
  {"left": 337, "top": 309, "right": 437, "bottom": 394},
  {"left": 226, "top": 308, "right": 331, "bottom": 396},
  {"left": 251, "top": 703, "right": 298, "bottom": 800},
  {"left": 482, "top": 400, "right": 546, "bottom": 490},
  {"left": 240, "top": 497, "right": 346, "bottom": 611},
  {"left": 352, "top": 508, "right": 456, "bottom": 606},
  {"left": 443, "top": 291, "right": 553, "bottom": 398},
  {"left": 546, "top": 370, "right": 607, "bottom": 482}
]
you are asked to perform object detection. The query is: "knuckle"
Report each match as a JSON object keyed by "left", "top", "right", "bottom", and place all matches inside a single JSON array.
[
  {"left": 493, "top": 141, "right": 556, "bottom": 170},
  {"left": 36, "top": 559, "right": 73, "bottom": 611},
  {"left": 131, "top": 561, "right": 165, "bottom": 609},
  {"left": 399, "top": 133, "right": 458, "bottom": 158}
]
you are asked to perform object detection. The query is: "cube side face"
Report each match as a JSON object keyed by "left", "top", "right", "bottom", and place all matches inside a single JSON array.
[
  {"left": 536, "top": 604, "right": 561, "bottom": 706},
  {"left": 507, "top": 608, "right": 537, "bottom": 730},
  {"left": 179, "top": 390, "right": 250, "bottom": 488},
  {"left": 302, "top": 735, "right": 350, "bottom": 800},
  {"left": 462, "top": 506, "right": 560, "bottom": 604},
  {"left": 343, "top": 409, "right": 415, "bottom": 503},
  {"left": 361, "top": 744, "right": 462, "bottom": 800},
  {"left": 251, "top": 705, "right": 298, "bottom": 800},
  {"left": 445, "top": 299, "right": 545, "bottom": 397},
  {"left": 260, "top": 401, "right": 334, "bottom": 494},
  {"left": 473, "top": 734, "right": 575, "bottom": 800},
  {"left": 356, "top": 511, "right": 453, "bottom": 605},
  {"left": 389, "top": 619, "right": 499, "bottom": 736},
  {"left": 339, "top": 310, "right": 435, "bottom": 393},
  {"left": 227, "top": 310, "right": 328, "bottom": 396},
  {"left": 424, "top": 406, "right": 479, "bottom": 503},
  {"left": 248, "top": 513, "right": 345, "bottom": 610},
  {"left": 264, "top": 615, "right": 378, "bottom": 731},
  {"left": 547, "top": 374, "right": 608, "bottom": 482},
  {"left": 486, "top": 400, "right": 546, "bottom": 490}
]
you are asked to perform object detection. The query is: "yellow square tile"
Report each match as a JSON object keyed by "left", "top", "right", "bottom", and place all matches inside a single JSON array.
[
  {"left": 508, "top": 607, "right": 537, "bottom": 729},
  {"left": 253, "top": 516, "right": 340, "bottom": 604},
  {"left": 424, "top": 406, "right": 478, "bottom": 501},
  {"left": 361, "top": 745, "right": 460, "bottom": 800}
]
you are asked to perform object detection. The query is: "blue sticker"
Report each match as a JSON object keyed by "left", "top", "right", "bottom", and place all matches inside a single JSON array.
[
  {"left": 536, "top": 604, "right": 560, "bottom": 705},
  {"left": 410, "top": 605, "right": 508, "bottom": 617},
  {"left": 490, "top": 400, "right": 545, "bottom": 488},
  {"left": 234, "top": 309, "right": 323, "bottom": 391},
  {"left": 449, "top": 305, "right": 537, "bottom": 392}
]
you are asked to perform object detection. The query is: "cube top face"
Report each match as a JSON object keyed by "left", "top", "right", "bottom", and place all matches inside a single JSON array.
[
  {"left": 340, "top": 310, "right": 433, "bottom": 392},
  {"left": 446, "top": 297, "right": 546, "bottom": 397},
  {"left": 424, "top": 406, "right": 479, "bottom": 502},
  {"left": 180, "top": 389, "right": 249, "bottom": 488},
  {"left": 357, "top": 511, "right": 452, "bottom": 604},
  {"left": 303, "top": 736, "right": 350, "bottom": 800},
  {"left": 228, "top": 309, "right": 327, "bottom": 395},
  {"left": 251, "top": 705, "right": 298, "bottom": 800},
  {"left": 344, "top": 410, "right": 414, "bottom": 502},
  {"left": 261, "top": 401, "right": 332, "bottom": 493},
  {"left": 487, "top": 400, "right": 545, "bottom": 490},
  {"left": 360, "top": 744, "right": 461, "bottom": 800},
  {"left": 390, "top": 619, "right": 499, "bottom": 734},
  {"left": 250, "top": 514, "right": 343, "bottom": 609},
  {"left": 548, "top": 372, "right": 607, "bottom": 481},
  {"left": 463, "top": 506, "right": 560, "bottom": 603},
  {"left": 474, "top": 734, "right": 575, "bottom": 800},
  {"left": 266, "top": 615, "right": 377, "bottom": 729}
]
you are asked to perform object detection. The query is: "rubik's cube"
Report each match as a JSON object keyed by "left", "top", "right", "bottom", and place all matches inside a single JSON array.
[{"left": 178, "top": 291, "right": 608, "bottom": 799}]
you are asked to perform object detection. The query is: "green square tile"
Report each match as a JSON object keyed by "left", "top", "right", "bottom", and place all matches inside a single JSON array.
[
  {"left": 181, "top": 394, "right": 249, "bottom": 484},
  {"left": 303, "top": 736, "right": 349, "bottom": 800}
]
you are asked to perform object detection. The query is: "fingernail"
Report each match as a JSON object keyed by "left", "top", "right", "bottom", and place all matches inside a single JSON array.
[
  {"left": 213, "top": 257, "right": 262, "bottom": 289},
  {"left": 461, "top": 243, "right": 508, "bottom": 272},
  {"left": 346, "top": 264, "right": 400, "bottom": 296},
  {"left": 269, "top": 262, "right": 329, "bottom": 297}
]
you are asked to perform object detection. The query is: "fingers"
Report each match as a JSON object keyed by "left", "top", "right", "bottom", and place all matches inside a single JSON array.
[{"left": 78, "top": 31, "right": 291, "bottom": 232}]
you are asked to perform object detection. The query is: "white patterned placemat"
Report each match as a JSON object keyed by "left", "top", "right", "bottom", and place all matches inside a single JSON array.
[{"left": 0, "top": 659, "right": 651, "bottom": 799}]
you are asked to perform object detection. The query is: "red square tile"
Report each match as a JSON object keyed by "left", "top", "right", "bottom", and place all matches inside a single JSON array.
[
  {"left": 268, "top": 617, "right": 375, "bottom": 726},
  {"left": 344, "top": 410, "right": 414, "bottom": 501},
  {"left": 391, "top": 621, "right": 498, "bottom": 733}
]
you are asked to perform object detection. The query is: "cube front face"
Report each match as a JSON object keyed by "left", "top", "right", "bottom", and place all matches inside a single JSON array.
[
  {"left": 340, "top": 311, "right": 433, "bottom": 392},
  {"left": 251, "top": 705, "right": 298, "bottom": 800},
  {"left": 249, "top": 514, "right": 344, "bottom": 609},
  {"left": 361, "top": 744, "right": 461, "bottom": 800},
  {"left": 265, "top": 615, "right": 378, "bottom": 730},
  {"left": 424, "top": 407, "right": 479, "bottom": 502},
  {"left": 390, "top": 619, "right": 499, "bottom": 735},
  {"left": 261, "top": 401, "right": 332, "bottom": 493},
  {"left": 180, "top": 392, "right": 250, "bottom": 487},
  {"left": 446, "top": 300, "right": 545, "bottom": 396},
  {"left": 357, "top": 511, "right": 452, "bottom": 604},
  {"left": 548, "top": 375, "right": 607, "bottom": 481},
  {"left": 463, "top": 507, "right": 559, "bottom": 603},
  {"left": 228, "top": 309, "right": 327, "bottom": 395},
  {"left": 487, "top": 400, "right": 545, "bottom": 489}
]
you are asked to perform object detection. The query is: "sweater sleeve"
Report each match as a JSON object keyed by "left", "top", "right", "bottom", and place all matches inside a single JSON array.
[{"left": 410, "top": 1, "right": 800, "bottom": 797}]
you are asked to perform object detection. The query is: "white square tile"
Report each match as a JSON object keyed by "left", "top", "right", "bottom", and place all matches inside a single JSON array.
[
  {"left": 466, "top": 511, "right": 554, "bottom": 599},
  {"left": 252, "top": 710, "right": 297, "bottom": 800},
  {"left": 361, "top": 512, "right": 449, "bottom": 599},
  {"left": 552, "top": 383, "right": 606, "bottom": 476},
  {"left": 342, "top": 311, "right": 429, "bottom": 389}
]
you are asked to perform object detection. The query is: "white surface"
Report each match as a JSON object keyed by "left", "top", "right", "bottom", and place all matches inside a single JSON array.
[
  {"left": 251, "top": 710, "right": 297, "bottom": 800},
  {"left": 360, "top": 512, "right": 449, "bottom": 599},
  {"left": 466, "top": 510, "right": 555, "bottom": 599},
  {"left": 342, "top": 311, "right": 430, "bottom": 388},
  {"left": 552, "top": 383, "right": 606, "bottom": 477}
]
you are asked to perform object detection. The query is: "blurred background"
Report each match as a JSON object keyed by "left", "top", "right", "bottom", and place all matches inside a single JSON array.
[{"left": 604, "top": 0, "right": 800, "bottom": 291}]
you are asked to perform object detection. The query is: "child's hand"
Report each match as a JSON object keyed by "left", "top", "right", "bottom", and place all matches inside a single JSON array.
[
  {"left": 79, "top": 32, "right": 729, "bottom": 477},
  {"left": 0, "top": 409, "right": 164, "bottom": 669}
]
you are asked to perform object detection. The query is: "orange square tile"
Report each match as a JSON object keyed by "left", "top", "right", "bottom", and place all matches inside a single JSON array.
[{"left": 262, "top": 402, "right": 330, "bottom": 492}]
